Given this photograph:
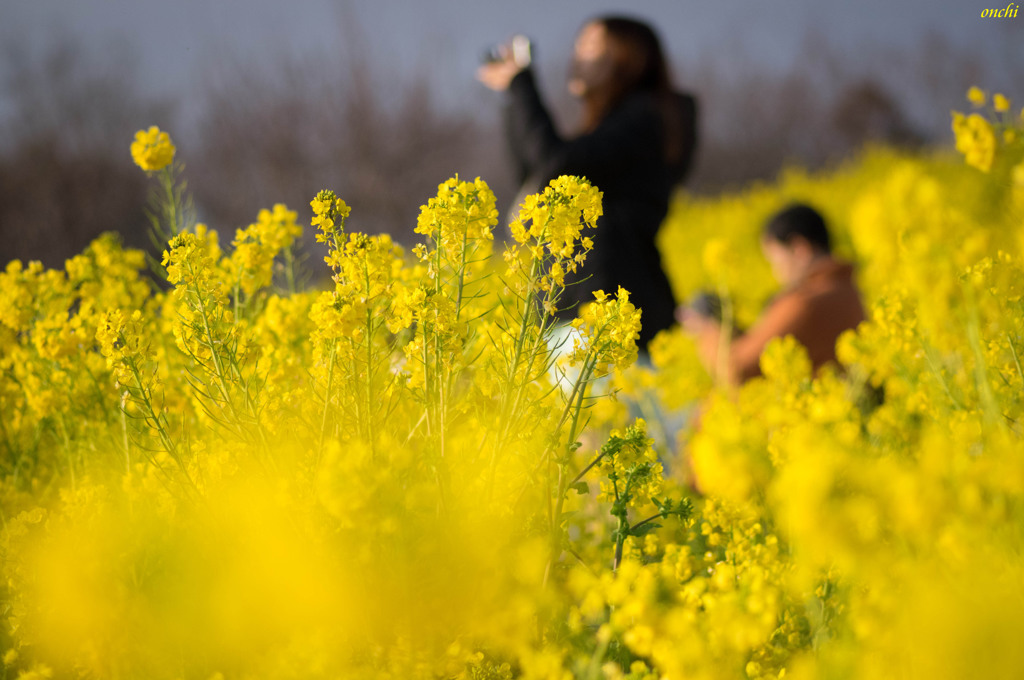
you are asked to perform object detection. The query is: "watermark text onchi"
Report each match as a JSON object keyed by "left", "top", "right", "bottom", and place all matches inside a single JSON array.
[{"left": 981, "top": 3, "right": 1018, "bottom": 17}]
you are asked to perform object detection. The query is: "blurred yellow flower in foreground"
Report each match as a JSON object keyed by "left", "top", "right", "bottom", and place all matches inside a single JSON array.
[
  {"left": 130, "top": 125, "right": 176, "bottom": 172},
  {"left": 952, "top": 112, "right": 996, "bottom": 172}
]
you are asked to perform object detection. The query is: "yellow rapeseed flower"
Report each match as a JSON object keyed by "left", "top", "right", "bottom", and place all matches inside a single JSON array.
[
  {"left": 952, "top": 111, "right": 996, "bottom": 172},
  {"left": 967, "top": 86, "right": 986, "bottom": 107},
  {"left": 1013, "top": 162, "right": 1024, "bottom": 188},
  {"left": 993, "top": 93, "right": 1011, "bottom": 112},
  {"left": 130, "top": 125, "right": 175, "bottom": 172}
]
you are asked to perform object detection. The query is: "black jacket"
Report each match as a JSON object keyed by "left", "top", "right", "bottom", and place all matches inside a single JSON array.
[{"left": 504, "top": 69, "right": 698, "bottom": 350}]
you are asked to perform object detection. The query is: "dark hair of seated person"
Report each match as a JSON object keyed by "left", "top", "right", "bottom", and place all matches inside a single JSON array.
[{"left": 762, "top": 203, "right": 832, "bottom": 253}]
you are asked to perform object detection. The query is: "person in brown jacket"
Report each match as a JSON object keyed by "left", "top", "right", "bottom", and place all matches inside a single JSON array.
[{"left": 680, "top": 203, "right": 865, "bottom": 386}]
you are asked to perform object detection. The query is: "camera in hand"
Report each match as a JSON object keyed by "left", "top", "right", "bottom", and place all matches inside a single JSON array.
[
  {"left": 689, "top": 291, "right": 723, "bottom": 322},
  {"left": 481, "top": 46, "right": 505, "bottom": 64},
  {"left": 481, "top": 35, "right": 532, "bottom": 67}
]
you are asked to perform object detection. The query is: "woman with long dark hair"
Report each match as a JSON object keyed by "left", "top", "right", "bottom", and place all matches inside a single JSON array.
[{"left": 478, "top": 16, "right": 698, "bottom": 351}]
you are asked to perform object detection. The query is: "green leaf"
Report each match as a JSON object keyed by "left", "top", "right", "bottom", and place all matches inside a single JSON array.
[
  {"left": 631, "top": 522, "right": 661, "bottom": 537},
  {"left": 570, "top": 481, "right": 589, "bottom": 495}
]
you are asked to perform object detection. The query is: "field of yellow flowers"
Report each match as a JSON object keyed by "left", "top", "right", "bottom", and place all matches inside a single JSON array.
[{"left": 0, "top": 92, "right": 1022, "bottom": 680}]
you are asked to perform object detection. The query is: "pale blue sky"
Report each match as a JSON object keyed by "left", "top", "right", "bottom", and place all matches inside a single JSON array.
[{"left": 4, "top": 0, "right": 1019, "bottom": 100}]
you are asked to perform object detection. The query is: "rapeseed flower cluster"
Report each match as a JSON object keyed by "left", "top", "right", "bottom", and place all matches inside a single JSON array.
[
  {"left": 129, "top": 125, "right": 176, "bottom": 172},
  {"left": 952, "top": 88, "right": 1023, "bottom": 173},
  {"left": 599, "top": 86, "right": 1024, "bottom": 679},
  {"left": 227, "top": 203, "right": 303, "bottom": 296},
  {"left": 506, "top": 174, "right": 600, "bottom": 305},
  {"left": 1, "top": 102, "right": 1024, "bottom": 680},
  {"left": 416, "top": 175, "right": 497, "bottom": 264},
  {"left": 571, "top": 287, "right": 642, "bottom": 375},
  {"left": 952, "top": 111, "right": 997, "bottom": 171}
]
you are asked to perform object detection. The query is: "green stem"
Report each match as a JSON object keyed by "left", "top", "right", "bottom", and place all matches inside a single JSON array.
[
  {"left": 963, "top": 282, "right": 1004, "bottom": 430},
  {"left": 919, "top": 333, "right": 965, "bottom": 410},
  {"left": 487, "top": 256, "right": 542, "bottom": 491},
  {"left": 364, "top": 260, "right": 375, "bottom": 444},
  {"left": 318, "top": 343, "right": 337, "bottom": 461},
  {"left": 610, "top": 473, "right": 627, "bottom": 571},
  {"left": 124, "top": 354, "right": 199, "bottom": 497},
  {"left": 569, "top": 446, "right": 610, "bottom": 489},
  {"left": 283, "top": 244, "right": 297, "bottom": 295},
  {"left": 546, "top": 353, "right": 598, "bottom": 583},
  {"left": 56, "top": 414, "right": 76, "bottom": 491},
  {"left": 585, "top": 632, "right": 611, "bottom": 680},
  {"left": 1008, "top": 332, "right": 1024, "bottom": 386},
  {"left": 455, "top": 221, "right": 469, "bottom": 319},
  {"left": 630, "top": 512, "right": 666, "bottom": 532},
  {"left": 122, "top": 409, "right": 131, "bottom": 475},
  {"left": 187, "top": 263, "right": 246, "bottom": 432},
  {"left": 613, "top": 514, "right": 629, "bottom": 571},
  {"left": 161, "top": 167, "right": 179, "bottom": 237},
  {"left": 434, "top": 234, "right": 446, "bottom": 459}
]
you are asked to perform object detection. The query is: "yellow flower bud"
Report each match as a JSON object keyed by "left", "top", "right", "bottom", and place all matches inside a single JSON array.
[
  {"left": 967, "top": 86, "right": 986, "bottom": 107},
  {"left": 130, "top": 125, "right": 175, "bottom": 172}
]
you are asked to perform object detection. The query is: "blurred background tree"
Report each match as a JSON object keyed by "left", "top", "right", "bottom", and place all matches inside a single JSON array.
[
  {"left": 0, "top": 37, "right": 173, "bottom": 267},
  {"left": 1, "top": 17, "right": 1020, "bottom": 270}
]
